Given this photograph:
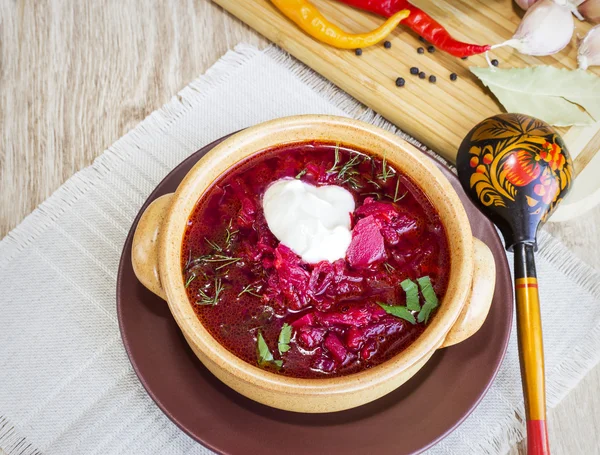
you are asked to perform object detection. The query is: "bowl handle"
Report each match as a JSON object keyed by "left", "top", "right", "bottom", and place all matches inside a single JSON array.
[
  {"left": 131, "top": 193, "right": 173, "bottom": 301},
  {"left": 441, "top": 238, "right": 496, "bottom": 348}
]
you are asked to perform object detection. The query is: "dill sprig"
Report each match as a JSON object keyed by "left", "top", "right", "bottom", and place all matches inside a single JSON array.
[
  {"left": 225, "top": 219, "right": 239, "bottom": 250},
  {"left": 377, "top": 156, "right": 396, "bottom": 183},
  {"left": 327, "top": 142, "right": 341, "bottom": 173},
  {"left": 238, "top": 283, "right": 262, "bottom": 298},
  {"left": 386, "top": 177, "right": 407, "bottom": 203},
  {"left": 366, "top": 178, "right": 382, "bottom": 189},
  {"left": 185, "top": 249, "right": 193, "bottom": 270},
  {"left": 204, "top": 237, "right": 222, "bottom": 252},
  {"left": 200, "top": 254, "right": 241, "bottom": 271},
  {"left": 185, "top": 273, "right": 196, "bottom": 288},
  {"left": 201, "top": 219, "right": 239, "bottom": 256},
  {"left": 338, "top": 154, "right": 363, "bottom": 185},
  {"left": 185, "top": 223, "right": 241, "bottom": 275},
  {"left": 383, "top": 262, "right": 396, "bottom": 274},
  {"left": 360, "top": 192, "right": 382, "bottom": 200},
  {"left": 187, "top": 252, "right": 241, "bottom": 272},
  {"left": 341, "top": 176, "right": 362, "bottom": 191},
  {"left": 327, "top": 146, "right": 366, "bottom": 190},
  {"left": 295, "top": 168, "right": 307, "bottom": 179},
  {"left": 196, "top": 278, "right": 225, "bottom": 306}
]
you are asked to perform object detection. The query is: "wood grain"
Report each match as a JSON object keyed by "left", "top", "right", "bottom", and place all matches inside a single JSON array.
[
  {"left": 0, "top": 0, "right": 267, "bottom": 238},
  {"left": 0, "top": 1, "right": 598, "bottom": 454},
  {"left": 213, "top": 0, "right": 599, "bottom": 172}
]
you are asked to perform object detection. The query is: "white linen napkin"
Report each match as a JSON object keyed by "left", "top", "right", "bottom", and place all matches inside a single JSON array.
[{"left": 1, "top": 44, "right": 599, "bottom": 455}]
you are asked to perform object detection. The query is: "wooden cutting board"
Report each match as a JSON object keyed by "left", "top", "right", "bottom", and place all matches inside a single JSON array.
[{"left": 213, "top": 0, "right": 599, "bottom": 177}]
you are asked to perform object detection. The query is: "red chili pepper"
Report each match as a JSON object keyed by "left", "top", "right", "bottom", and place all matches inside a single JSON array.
[{"left": 336, "top": 0, "right": 491, "bottom": 57}]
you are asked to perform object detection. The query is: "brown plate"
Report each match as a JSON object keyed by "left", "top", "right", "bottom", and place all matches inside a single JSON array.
[{"left": 117, "top": 135, "right": 513, "bottom": 455}]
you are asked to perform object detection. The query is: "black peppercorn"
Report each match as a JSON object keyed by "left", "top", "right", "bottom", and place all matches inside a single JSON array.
[
  {"left": 427, "top": 45, "right": 435, "bottom": 53},
  {"left": 395, "top": 77, "right": 405, "bottom": 87},
  {"left": 491, "top": 59, "right": 499, "bottom": 67},
  {"left": 355, "top": 48, "right": 363, "bottom": 56},
  {"left": 429, "top": 75, "right": 436, "bottom": 83},
  {"left": 461, "top": 56, "right": 468, "bottom": 60},
  {"left": 419, "top": 71, "right": 426, "bottom": 79},
  {"left": 384, "top": 41, "right": 391, "bottom": 49},
  {"left": 419, "top": 36, "right": 426, "bottom": 42},
  {"left": 417, "top": 47, "right": 425, "bottom": 54},
  {"left": 410, "top": 67, "right": 419, "bottom": 75},
  {"left": 450, "top": 73, "right": 458, "bottom": 81}
]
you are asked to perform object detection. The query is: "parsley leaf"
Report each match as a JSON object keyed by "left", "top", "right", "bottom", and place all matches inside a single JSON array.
[
  {"left": 401, "top": 279, "right": 421, "bottom": 311},
  {"left": 377, "top": 302, "right": 416, "bottom": 324},
  {"left": 418, "top": 301, "right": 437, "bottom": 324},
  {"left": 278, "top": 323, "right": 292, "bottom": 355},
  {"left": 417, "top": 276, "right": 439, "bottom": 323},
  {"left": 257, "top": 331, "right": 282, "bottom": 369}
]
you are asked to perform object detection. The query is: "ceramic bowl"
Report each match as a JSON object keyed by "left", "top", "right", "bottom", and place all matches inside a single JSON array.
[{"left": 131, "top": 115, "right": 496, "bottom": 413}]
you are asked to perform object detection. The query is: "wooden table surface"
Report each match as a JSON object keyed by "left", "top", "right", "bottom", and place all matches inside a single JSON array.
[{"left": 1, "top": 1, "right": 599, "bottom": 454}]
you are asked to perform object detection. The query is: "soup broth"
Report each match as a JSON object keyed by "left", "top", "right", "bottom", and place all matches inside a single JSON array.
[{"left": 182, "top": 142, "right": 450, "bottom": 378}]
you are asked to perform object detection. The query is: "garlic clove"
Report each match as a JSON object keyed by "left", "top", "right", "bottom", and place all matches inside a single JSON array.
[
  {"left": 578, "top": 25, "right": 600, "bottom": 70},
  {"left": 579, "top": 0, "right": 600, "bottom": 23},
  {"left": 521, "top": 0, "right": 585, "bottom": 19},
  {"left": 514, "top": 0, "right": 539, "bottom": 10},
  {"left": 494, "top": 0, "right": 574, "bottom": 56},
  {"left": 555, "top": 0, "right": 585, "bottom": 19}
]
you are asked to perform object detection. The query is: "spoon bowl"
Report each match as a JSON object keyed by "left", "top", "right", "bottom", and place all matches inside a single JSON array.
[{"left": 457, "top": 113, "right": 573, "bottom": 249}]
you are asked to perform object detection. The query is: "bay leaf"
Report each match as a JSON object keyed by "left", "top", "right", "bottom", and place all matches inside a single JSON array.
[{"left": 470, "top": 66, "right": 600, "bottom": 126}]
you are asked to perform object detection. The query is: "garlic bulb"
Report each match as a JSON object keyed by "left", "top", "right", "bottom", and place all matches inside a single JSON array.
[
  {"left": 517, "top": 0, "right": 585, "bottom": 19},
  {"left": 578, "top": 25, "right": 600, "bottom": 69},
  {"left": 493, "top": 0, "right": 574, "bottom": 56},
  {"left": 579, "top": 0, "right": 600, "bottom": 23},
  {"left": 515, "top": 0, "right": 539, "bottom": 10}
]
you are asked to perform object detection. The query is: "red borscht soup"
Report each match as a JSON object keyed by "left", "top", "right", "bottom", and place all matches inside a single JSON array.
[{"left": 182, "top": 142, "right": 450, "bottom": 378}]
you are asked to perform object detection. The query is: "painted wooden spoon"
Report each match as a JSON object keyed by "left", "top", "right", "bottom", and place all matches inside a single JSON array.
[{"left": 456, "top": 113, "right": 573, "bottom": 455}]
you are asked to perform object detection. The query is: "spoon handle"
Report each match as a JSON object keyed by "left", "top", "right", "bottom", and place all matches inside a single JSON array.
[{"left": 514, "top": 243, "right": 550, "bottom": 455}]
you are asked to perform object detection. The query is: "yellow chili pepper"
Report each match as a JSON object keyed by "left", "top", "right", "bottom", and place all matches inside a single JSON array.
[{"left": 271, "top": 0, "right": 410, "bottom": 49}]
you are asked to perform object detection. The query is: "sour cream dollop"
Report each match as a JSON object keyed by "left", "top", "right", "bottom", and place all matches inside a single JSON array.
[{"left": 262, "top": 179, "right": 355, "bottom": 264}]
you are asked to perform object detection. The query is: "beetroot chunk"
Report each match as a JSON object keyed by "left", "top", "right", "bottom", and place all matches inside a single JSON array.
[
  {"left": 312, "top": 355, "right": 336, "bottom": 373},
  {"left": 317, "top": 303, "right": 386, "bottom": 328},
  {"left": 360, "top": 339, "right": 378, "bottom": 361},
  {"left": 274, "top": 245, "right": 309, "bottom": 286},
  {"left": 354, "top": 198, "right": 399, "bottom": 221},
  {"left": 238, "top": 197, "right": 256, "bottom": 227},
  {"left": 297, "top": 326, "right": 326, "bottom": 350},
  {"left": 309, "top": 261, "right": 335, "bottom": 296},
  {"left": 229, "top": 179, "right": 257, "bottom": 228},
  {"left": 390, "top": 214, "right": 421, "bottom": 242},
  {"left": 269, "top": 245, "right": 311, "bottom": 310},
  {"left": 291, "top": 312, "right": 316, "bottom": 329},
  {"left": 324, "top": 333, "right": 348, "bottom": 364},
  {"left": 346, "top": 215, "right": 387, "bottom": 268},
  {"left": 346, "top": 317, "right": 405, "bottom": 350}
]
